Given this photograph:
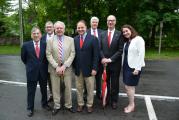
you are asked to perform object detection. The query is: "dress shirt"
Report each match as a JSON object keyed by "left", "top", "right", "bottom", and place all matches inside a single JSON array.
[
  {"left": 107, "top": 28, "right": 115, "bottom": 44},
  {"left": 91, "top": 28, "right": 98, "bottom": 38}
]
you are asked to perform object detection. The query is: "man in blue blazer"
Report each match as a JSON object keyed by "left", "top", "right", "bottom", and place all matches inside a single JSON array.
[
  {"left": 100, "top": 15, "right": 124, "bottom": 109},
  {"left": 87, "top": 16, "right": 103, "bottom": 99},
  {"left": 41, "top": 21, "right": 54, "bottom": 103},
  {"left": 73, "top": 20, "right": 99, "bottom": 113},
  {"left": 21, "top": 26, "right": 50, "bottom": 117}
]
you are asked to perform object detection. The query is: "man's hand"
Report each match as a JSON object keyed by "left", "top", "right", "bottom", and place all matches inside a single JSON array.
[
  {"left": 91, "top": 69, "right": 97, "bottom": 76},
  {"left": 101, "top": 58, "right": 112, "bottom": 64},
  {"left": 56, "top": 65, "right": 66, "bottom": 75}
]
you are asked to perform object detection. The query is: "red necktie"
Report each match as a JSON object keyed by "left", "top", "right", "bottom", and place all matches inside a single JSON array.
[
  {"left": 35, "top": 42, "right": 40, "bottom": 58},
  {"left": 58, "top": 37, "right": 63, "bottom": 64},
  {"left": 80, "top": 35, "right": 83, "bottom": 49},
  {"left": 108, "top": 31, "right": 111, "bottom": 47},
  {"left": 93, "top": 30, "right": 96, "bottom": 37}
]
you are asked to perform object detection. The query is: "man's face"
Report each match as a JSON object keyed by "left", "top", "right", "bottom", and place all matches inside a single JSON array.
[
  {"left": 91, "top": 20, "right": 98, "bottom": 29},
  {"left": 45, "top": 24, "right": 54, "bottom": 35},
  {"left": 54, "top": 23, "right": 65, "bottom": 36},
  {"left": 31, "top": 29, "right": 42, "bottom": 42},
  {"left": 77, "top": 22, "right": 87, "bottom": 35},
  {"left": 107, "top": 16, "right": 116, "bottom": 30}
]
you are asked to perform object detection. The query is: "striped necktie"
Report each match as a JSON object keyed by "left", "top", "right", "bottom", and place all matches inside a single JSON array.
[{"left": 58, "top": 37, "right": 63, "bottom": 65}]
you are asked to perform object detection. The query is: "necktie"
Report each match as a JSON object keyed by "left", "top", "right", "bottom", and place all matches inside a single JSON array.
[
  {"left": 108, "top": 31, "right": 111, "bottom": 47},
  {"left": 93, "top": 30, "right": 96, "bottom": 37},
  {"left": 80, "top": 35, "right": 83, "bottom": 49},
  {"left": 58, "top": 37, "right": 63, "bottom": 65},
  {"left": 35, "top": 42, "right": 40, "bottom": 58}
]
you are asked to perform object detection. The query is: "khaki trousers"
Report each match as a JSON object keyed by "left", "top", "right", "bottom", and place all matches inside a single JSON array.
[
  {"left": 75, "top": 71, "right": 95, "bottom": 107},
  {"left": 50, "top": 71, "right": 72, "bottom": 109}
]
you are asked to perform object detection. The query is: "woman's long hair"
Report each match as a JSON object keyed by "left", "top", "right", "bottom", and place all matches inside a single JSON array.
[{"left": 121, "top": 24, "right": 138, "bottom": 42}]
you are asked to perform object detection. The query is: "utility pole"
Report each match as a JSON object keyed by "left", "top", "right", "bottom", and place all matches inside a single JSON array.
[
  {"left": 19, "top": 0, "right": 23, "bottom": 47},
  {"left": 158, "top": 21, "right": 163, "bottom": 54}
]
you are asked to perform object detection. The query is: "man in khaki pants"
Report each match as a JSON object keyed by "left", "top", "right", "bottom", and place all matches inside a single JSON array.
[
  {"left": 73, "top": 20, "right": 99, "bottom": 113},
  {"left": 46, "top": 21, "right": 75, "bottom": 115}
]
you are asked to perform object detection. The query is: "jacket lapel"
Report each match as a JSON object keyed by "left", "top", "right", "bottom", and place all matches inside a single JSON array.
[
  {"left": 39, "top": 41, "right": 44, "bottom": 60},
  {"left": 30, "top": 41, "right": 37, "bottom": 58},
  {"left": 110, "top": 30, "right": 119, "bottom": 47}
]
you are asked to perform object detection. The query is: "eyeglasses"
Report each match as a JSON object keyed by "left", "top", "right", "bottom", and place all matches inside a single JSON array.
[{"left": 107, "top": 20, "right": 116, "bottom": 22}]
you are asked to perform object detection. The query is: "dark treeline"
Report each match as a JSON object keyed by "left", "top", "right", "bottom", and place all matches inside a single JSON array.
[{"left": 0, "top": 0, "right": 179, "bottom": 48}]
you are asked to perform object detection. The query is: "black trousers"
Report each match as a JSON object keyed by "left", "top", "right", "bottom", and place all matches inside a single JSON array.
[
  {"left": 27, "top": 74, "right": 47, "bottom": 111},
  {"left": 95, "top": 62, "right": 103, "bottom": 97},
  {"left": 47, "top": 73, "right": 53, "bottom": 96},
  {"left": 106, "top": 66, "right": 121, "bottom": 104}
]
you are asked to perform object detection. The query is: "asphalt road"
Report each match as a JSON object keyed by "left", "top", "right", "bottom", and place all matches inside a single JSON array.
[{"left": 0, "top": 55, "right": 179, "bottom": 120}]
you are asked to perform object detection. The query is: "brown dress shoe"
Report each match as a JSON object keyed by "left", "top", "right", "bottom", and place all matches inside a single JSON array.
[
  {"left": 77, "top": 106, "right": 83, "bottom": 112},
  {"left": 87, "top": 107, "right": 93, "bottom": 113}
]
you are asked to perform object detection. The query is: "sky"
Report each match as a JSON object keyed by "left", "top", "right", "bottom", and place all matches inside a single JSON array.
[{"left": 8, "top": 0, "right": 28, "bottom": 15}]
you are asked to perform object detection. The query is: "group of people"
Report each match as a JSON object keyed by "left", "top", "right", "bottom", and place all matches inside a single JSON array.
[{"left": 21, "top": 14, "right": 145, "bottom": 117}]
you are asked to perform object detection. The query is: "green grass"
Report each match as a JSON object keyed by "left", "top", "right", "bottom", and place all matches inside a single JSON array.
[
  {"left": 145, "top": 48, "right": 179, "bottom": 60},
  {"left": 0, "top": 45, "right": 179, "bottom": 60},
  {"left": 0, "top": 45, "right": 21, "bottom": 55}
]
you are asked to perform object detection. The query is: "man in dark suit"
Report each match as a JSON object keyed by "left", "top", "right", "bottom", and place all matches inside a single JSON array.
[
  {"left": 100, "top": 15, "right": 124, "bottom": 109},
  {"left": 41, "top": 21, "right": 54, "bottom": 103},
  {"left": 73, "top": 20, "right": 99, "bottom": 113},
  {"left": 87, "top": 16, "right": 103, "bottom": 99},
  {"left": 21, "top": 26, "right": 50, "bottom": 117}
]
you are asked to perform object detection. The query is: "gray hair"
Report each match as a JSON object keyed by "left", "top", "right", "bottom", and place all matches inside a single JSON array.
[
  {"left": 90, "top": 16, "right": 99, "bottom": 24},
  {"left": 45, "top": 21, "right": 53, "bottom": 27},
  {"left": 54, "top": 21, "right": 66, "bottom": 29},
  {"left": 31, "top": 26, "right": 41, "bottom": 33}
]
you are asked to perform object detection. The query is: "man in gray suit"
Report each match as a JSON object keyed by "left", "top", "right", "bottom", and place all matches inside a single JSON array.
[{"left": 46, "top": 21, "right": 75, "bottom": 115}]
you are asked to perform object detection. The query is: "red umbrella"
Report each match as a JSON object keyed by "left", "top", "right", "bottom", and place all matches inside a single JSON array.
[{"left": 101, "top": 65, "right": 107, "bottom": 107}]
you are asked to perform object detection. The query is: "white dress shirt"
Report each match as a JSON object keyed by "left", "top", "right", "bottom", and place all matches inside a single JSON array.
[
  {"left": 91, "top": 28, "right": 98, "bottom": 38},
  {"left": 46, "top": 33, "right": 54, "bottom": 41},
  {"left": 108, "top": 28, "right": 115, "bottom": 44}
]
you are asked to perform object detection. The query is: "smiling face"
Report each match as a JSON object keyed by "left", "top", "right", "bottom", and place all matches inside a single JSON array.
[
  {"left": 31, "top": 28, "right": 42, "bottom": 42},
  {"left": 77, "top": 21, "right": 87, "bottom": 35},
  {"left": 91, "top": 19, "right": 98, "bottom": 30},
  {"left": 54, "top": 23, "right": 65, "bottom": 36},
  {"left": 45, "top": 23, "right": 54, "bottom": 35},
  {"left": 107, "top": 15, "right": 116, "bottom": 30},
  {"left": 122, "top": 27, "right": 132, "bottom": 39}
]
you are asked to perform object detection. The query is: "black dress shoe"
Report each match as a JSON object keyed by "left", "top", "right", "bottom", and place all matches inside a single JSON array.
[
  {"left": 42, "top": 105, "right": 51, "bottom": 111},
  {"left": 47, "top": 96, "right": 53, "bottom": 103},
  {"left": 27, "top": 110, "right": 33, "bottom": 117},
  {"left": 65, "top": 107, "right": 75, "bottom": 113},
  {"left": 112, "top": 102, "right": 117, "bottom": 109},
  {"left": 52, "top": 108, "right": 60, "bottom": 115},
  {"left": 96, "top": 93, "right": 101, "bottom": 100}
]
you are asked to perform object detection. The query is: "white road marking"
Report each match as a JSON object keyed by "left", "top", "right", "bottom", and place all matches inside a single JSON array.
[
  {"left": 3, "top": 79, "right": 179, "bottom": 120},
  {"left": 1, "top": 79, "right": 179, "bottom": 101},
  {"left": 145, "top": 95, "right": 158, "bottom": 120}
]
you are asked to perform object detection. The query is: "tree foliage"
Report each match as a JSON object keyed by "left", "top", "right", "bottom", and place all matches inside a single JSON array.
[{"left": 1, "top": 0, "right": 179, "bottom": 48}]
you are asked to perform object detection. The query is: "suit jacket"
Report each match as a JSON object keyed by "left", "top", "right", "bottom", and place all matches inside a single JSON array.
[
  {"left": 87, "top": 28, "right": 103, "bottom": 59},
  {"left": 46, "top": 35, "right": 75, "bottom": 75},
  {"left": 21, "top": 40, "right": 48, "bottom": 81},
  {"left": 100, "top": 30, "right": 124, "bottom": 71},
  {"left": 87, "top": 28, "right": 103, "bottom": 44},
  {"left": 73, "top": 33, "right": 99, "bottom": 77},
  {"left": 41, "top": 34, "right": 47, "bottom": 43}
]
